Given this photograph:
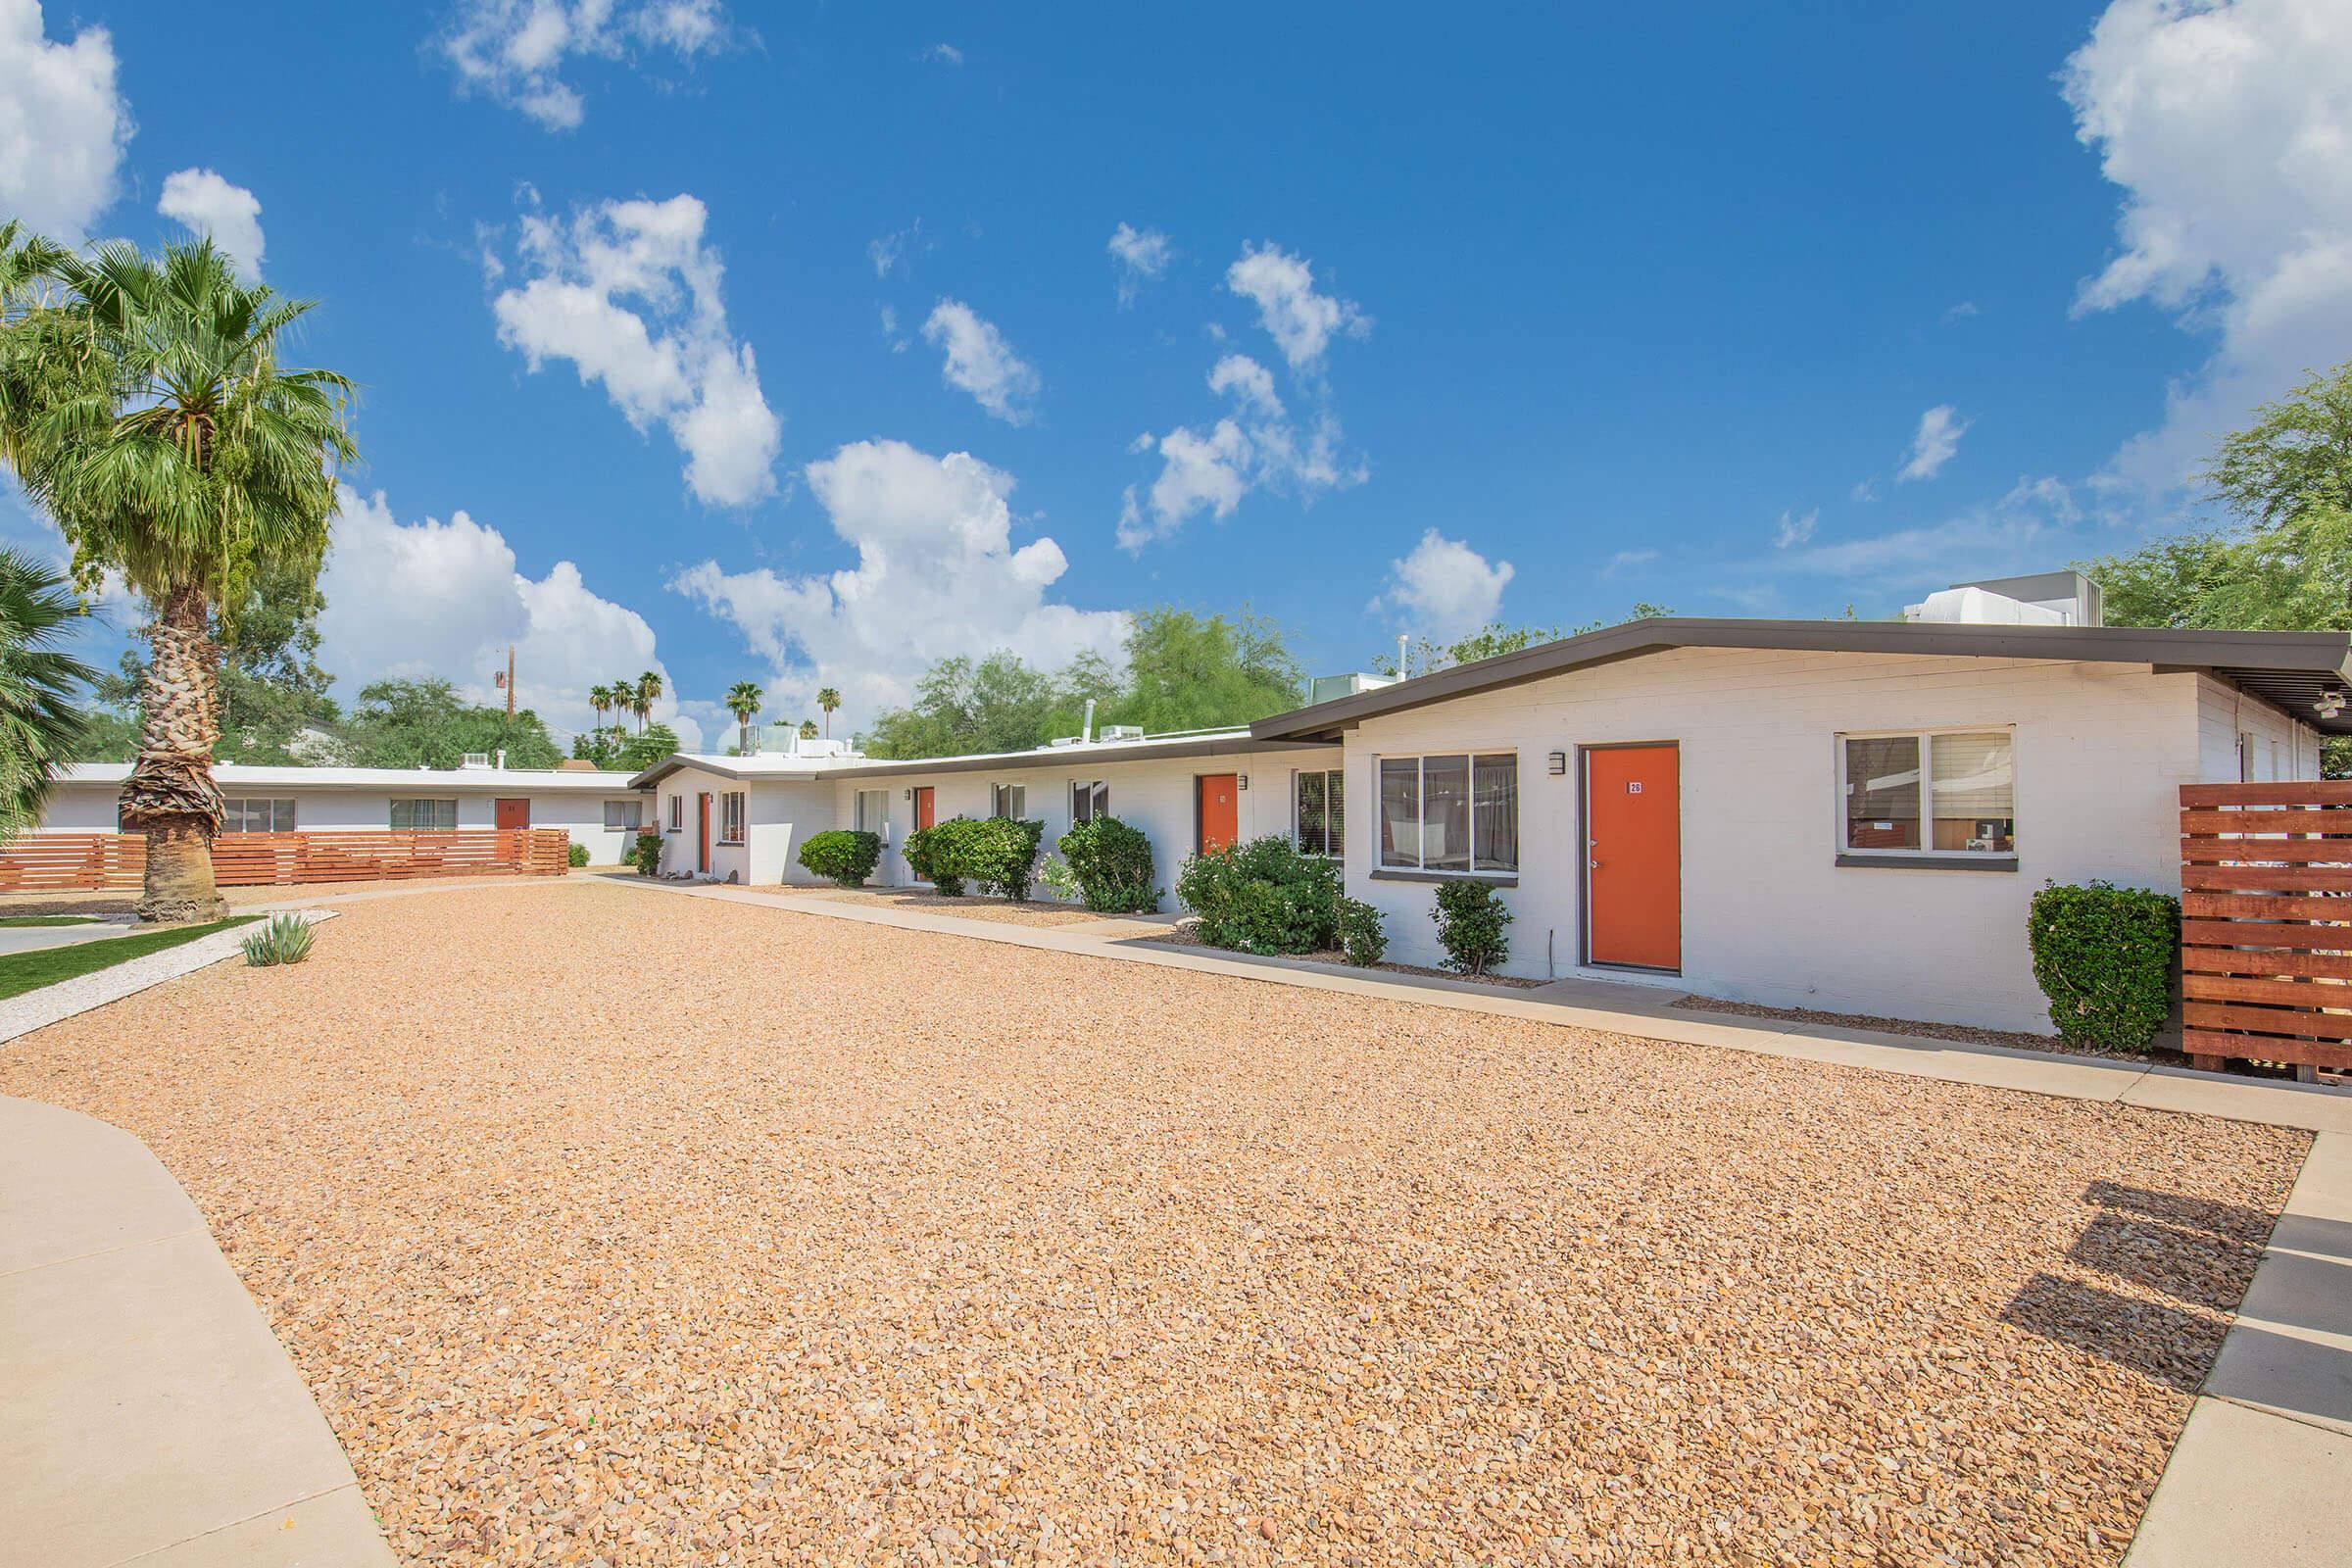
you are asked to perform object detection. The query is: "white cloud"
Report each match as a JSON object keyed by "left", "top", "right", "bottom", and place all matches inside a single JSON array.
[
  {"left": 1773, "top": 507, "right": 1819, "bottom": 549},
  {"left": 868, "top": 219, "right": 922, "bottom": 277},
  {"left": 317, "top": 487, "right": 699, "bottom": 747},
  {"left": 1225, "top": 241, "right": 1369, "bottom": 369},
  {"left": 156, "top": 169, "right": 264, "bottom": 282},
  {"left": 439, "top": 0, "right": 732, "bottom": 130},
  {"left": 922, "top": 42, "right": 962, "bottom": 65},
  {"left": 1107, "top": 222, "right": 1172, "bottom": 306},
  {"left": 1738, "top": 476, "right": 2090, "bottom": 596},
  {"left": 1943, "top": 300, "right": 1981, "bottom": 321},
  {"left": 1605, "top": 548, "right": 1659, "bottom": 575},
  {"left": 1896, "top": 405, "right": 1970, "bottom": 483},
  {"left": 921, "top": 299, "right": 1040, "bottom": 424},
  {"left": 491, "top": 191, "right": 780, "bottom": 508},
  {"left": 0, "top": 0, "right": 131, "bottom": 241},
  {"left": 877, "top": 303, "right": 907, "bottom": 352},
  {"left": 671, "top": 439, "right": 1129, "bottom": 734},
  {"left": 1371, "top": 529, "right": 1515, "bottom": 639},
  {"left": 2064, "top": 0, "right": 2352, "bottom": 493},
  {"left": 1119, "top": 353, "right": 1362, "bottom": 550}
]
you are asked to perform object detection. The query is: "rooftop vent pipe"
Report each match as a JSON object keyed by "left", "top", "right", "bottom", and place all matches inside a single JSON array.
[{"left": 1082, "top": 697, "right": 1096, "bottom": 744}]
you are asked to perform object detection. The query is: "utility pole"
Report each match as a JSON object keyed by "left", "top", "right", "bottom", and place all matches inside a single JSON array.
[{"left": 505, "top": 645, "right": 514, "bottom": 718}]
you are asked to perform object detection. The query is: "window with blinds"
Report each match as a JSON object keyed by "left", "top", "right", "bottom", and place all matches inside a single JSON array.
[
  {"left": 719, "top": 791, "right": 747, "bottom": 844},
  {"left": 220, "top": 798, "right": 295, "bottom": 833},
  {"left": 1840, "top": 730, "right": 2013, "bottom": 856},
  {"left": 390, "top": 798, "right": 458, "bottom": 831},
  {"left": 1295, "top": 768, "right": 1344, "bottom": 858}
]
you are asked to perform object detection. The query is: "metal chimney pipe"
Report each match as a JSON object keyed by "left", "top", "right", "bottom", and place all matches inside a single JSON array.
[
  {"left": 1397, "top": 633, "right": 1408, "bottom": 676},
  {"left": 1082, "top": 698, "right": 1097, "bottom": 744}
]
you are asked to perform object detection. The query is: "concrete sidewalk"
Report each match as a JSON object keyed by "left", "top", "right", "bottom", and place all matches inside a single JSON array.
[
  {"left": 612, "top": 875, "right": 2352, "bottom": 1136},
  {"left": 0, "top": 1097, "right": 395, "bottom": 1567}
]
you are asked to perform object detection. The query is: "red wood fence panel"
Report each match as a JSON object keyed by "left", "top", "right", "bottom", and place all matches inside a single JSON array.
[
  {"left": 0, "top": 829, "right": 572, "bottom": 892},
  {"left": 2179, "top": 781, "right": 2352, "bottom": 1072}
]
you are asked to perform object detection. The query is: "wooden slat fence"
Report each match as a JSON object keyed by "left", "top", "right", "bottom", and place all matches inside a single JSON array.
[
  {"left": 2180, "top": 781, "right": 2352, "bottom": 1072},
  {"left": 0, "top": 829, "right": 572, "bottom": 893}
]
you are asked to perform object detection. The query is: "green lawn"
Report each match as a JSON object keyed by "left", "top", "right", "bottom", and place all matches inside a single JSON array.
[
  {"left": 0, "top": 914, "right": 103, "bottom": 928},
  {"left": 0, "top": 916, "right": 262, "bottom": 1000}
]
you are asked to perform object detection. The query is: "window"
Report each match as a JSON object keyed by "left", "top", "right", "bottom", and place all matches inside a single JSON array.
[
  {"left": 718, "top": 790, "right": 747, "bottom": 845},
  {"left": 1839, "top": 730, "right": 2014, "bottom": 856},
  {"left": 604, "top": 800, "right": 643, "bottom": 831},
  {"left": 220, "top": 798, "right": 295, "bottom": 834},
  {"left": 1378, "top": 754, "right": 1517, "bottom": 874},
  {"left": 854, "top": 788, "right": 889, "bottom": 836},
  {"left": 992, "top": 782, "right": 1027, "bottom": 819},
  {"left": 1070, "top": 779, "right": 1109, "bottom": 825},
  {"left": 666, "top": 793, "right": 682, "bottom": 832},
  {"left": 390, "top": 798, "right": 458, "bottom": 832},
  {"left": 1296, "top": 768, "right": 1345, "bottom": 858}
]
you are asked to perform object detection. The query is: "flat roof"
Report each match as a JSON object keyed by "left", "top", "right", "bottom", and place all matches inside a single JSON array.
[
  {"left": 1247, "top": 617, "right": 2352, "bottom": 740},
  {"left": 627, "top": 728, "right": 1327, "bottom": 791},
  {"left": 57, "top": 762, "right": 649, "bottom": 792}
]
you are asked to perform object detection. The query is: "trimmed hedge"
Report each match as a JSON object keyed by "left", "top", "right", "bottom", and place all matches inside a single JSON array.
[
  {"left": 799, "top": 828, "right": 882, "bottom": 887},
  {"left": 2028, "top": 879, "right": 2180, "bottom": 1051},
  {"left": 567, "top": 840, "right": 590, "bottom": 868},
  {"left": 1432, "top": 879, "right": 1512, "bottom": 976},
  {"left": 630, "top": 830, "right": 662, "bottom": 876},
  {"left": 1055, "top": 815, "right": 1162, "bottom": 912},
  {"left": 1175, "top": 836, "right": 1342, "bottom": 955},
  {"left": 903, "top": 816, "right": 1046, "bottom": 900}
]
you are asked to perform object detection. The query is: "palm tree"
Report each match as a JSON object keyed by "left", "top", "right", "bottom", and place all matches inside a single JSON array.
[
  {"left": 633, "top": 669, "right": 662, "bottom": 733},
  {"left": 0, "top": 547, "right": 96, "bottom": 839},
  {"left": 0, "top": 236, "right": 355, "bottom": 920},
  {"left": 724, "top": 679, "right": 763, "bottom": 753},
  {"left": 798, "top": 718, "right": 819, "bottom": 741},
  {"left": 816, "top": 685, "right": 840, "bottom": 738},
  {"left": 589, "top": 683, "right": 612, "bottom": 731}
]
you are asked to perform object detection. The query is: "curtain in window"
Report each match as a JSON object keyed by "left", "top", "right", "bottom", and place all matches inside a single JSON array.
[
  {"left": 1379, "top": 759, "right": 1419, "bottom": 867},
  {"left": 1929, "top": 732, "right": 2014, "bottom": 852},
  {"left": 391, "top": 799, "right": 457, "bottom": 832},
  {"left": 1422, "top": 755, "right": 1471, "bottom": 871},
  {"left": 1473, "top": 755, "right": 1518, "bottom": 871},
  {"left": 1843, "top": 737, "right": 1920, "bottom": 849}
]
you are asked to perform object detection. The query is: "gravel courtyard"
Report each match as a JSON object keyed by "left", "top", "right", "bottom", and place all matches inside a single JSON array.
[{"left": 0, "top": 879, "right": 2308, "bottom": 1567}]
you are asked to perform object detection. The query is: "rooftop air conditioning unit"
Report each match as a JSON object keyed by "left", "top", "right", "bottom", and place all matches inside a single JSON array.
[
  {"left": 460, "top": 753, "right": 493, "bottom": 769},
  {"left": 1099, "top": 724, "right": 1146, "bottom": 744}
]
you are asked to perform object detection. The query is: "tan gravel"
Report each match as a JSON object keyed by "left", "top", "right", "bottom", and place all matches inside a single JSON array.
[
  {"left": 784, "top": 885, "right": 1104, "bottom": 926},
  {"left": 0, "top": 879, "right": 2307, "bottom": 1567}
]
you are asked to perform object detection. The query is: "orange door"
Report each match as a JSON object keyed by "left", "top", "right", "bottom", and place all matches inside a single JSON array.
[
  {"left": 913, "top": 787, "right": 936, "bottom": 831},
  {"left": 697, "top": 793, "right": 712, "bottom": 873},
  {"left": 1587, "top": 745, "right": 1681, "bottom": 970},
  {"left": 494, "top": 797, "right": 529, "bottom": 831},
  {"left": 1197, "top": 774, "right": 1239, "bottom": 854}
]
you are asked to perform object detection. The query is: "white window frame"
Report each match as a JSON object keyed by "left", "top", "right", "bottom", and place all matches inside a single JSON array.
[
  {"left": 390, "top": 798, "right": 459, "bottom": 832},
  {"left": 604, "top": 800, "right": 643, "bottom": 832},
  {"left": 220, "top": 797, "right": 297, "bottom": 834},
  {"left": 1294, "top": 767, "right": 1345, "bottom": 858},
  {"left": 854, "top": 788, "right": 890, "bottom": 839},
  {"left": 1836, "top": 726, "right": 2017, "bottom": 859},
  {"left": 1375, "top": 752, "right": 1518, "bottom": 875},
  {"left": 992, "top": 782, "right": 1027, "bottom": 819},
  {"left": 718, "top": 790, "right": 747, "bottom": 846},
  {"left": 1070, "top": 779, "right": 1109, "bottom": 825},
  {"left": 666, "top": 793, "right": 683, "bottom": 833}
]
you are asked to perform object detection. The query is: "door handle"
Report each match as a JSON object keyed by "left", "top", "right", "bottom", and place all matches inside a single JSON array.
[{"left": 1590, "top": 858, "right": 1601, "bottom": 869}]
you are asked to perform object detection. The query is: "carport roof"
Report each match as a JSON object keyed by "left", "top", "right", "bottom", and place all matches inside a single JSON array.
[{"left": 1247, "top": 617, "right": 2352, "bottom": 741}]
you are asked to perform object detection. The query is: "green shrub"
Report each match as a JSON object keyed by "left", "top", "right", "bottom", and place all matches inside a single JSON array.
[
  {"left": 902, "top": 820, "right": 959, "bottom": 894},
  {"left": 1176, "top": 836, "right": 1342, "bottom": 955},
  {"left": 1336, "top": 897, "right": 1387, "bottom": 966},
  {"left": 1056, "top": 816, "right": 1161, "bottom": 912},
  {"left": 2028, "top": 880, "right": 2180, "bottom": 1051},
  {"left": 1432, "top": 879, "right": 1512, "bottom": 975},
  {"left": 567, "top": 840, "right": 590, "bottom": 868},
  {"left": 240, "top": 913, "right": 315, "bottom": 967},
  {"left": 630, "top": 830, "right": 662, "bottom": 876},
  {"left": 799, "top": 829, "right": 882, "bottom": 887}
]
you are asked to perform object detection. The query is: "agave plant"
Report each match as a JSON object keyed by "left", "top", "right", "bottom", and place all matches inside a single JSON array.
[{"left": 240, "top": 912, "right": 315, "bottom": 966}]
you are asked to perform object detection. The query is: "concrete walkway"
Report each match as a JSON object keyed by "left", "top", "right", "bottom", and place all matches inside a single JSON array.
[
  {"left": 612, "top": 875, "right": 2352, "bottom": 1136},
  {"left": 0, "top": 1096, "right": 396, "bottom": 1568},
  {"left": 0, "top": 910, "right": 336, "bottom": 1048},
  {"left": 2127, "top": 1132, "right": 2352, "bottom": 1565}
]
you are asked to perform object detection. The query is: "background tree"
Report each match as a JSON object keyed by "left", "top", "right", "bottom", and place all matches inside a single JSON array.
[
  {"left": 2082, "top": 361, "right": 2352, "bottom": 773},
  {"left": 0, "top": 547, "right": 96, "bottom": 840},
  {"left": 725, "top": 679, "right": 762, "bottom": 753},
  {"left": 339, "top": 679, "right": 561, "bottom": 770},
  {"left": 1375, "top": 605, "right": 1670, "bottom": 678},
  {"left": 617, "top": 721, "right": 679, "bottom": 772},
  {"left": 589, "top": 684, "right": 612, "bottom": 732},
  {"left": 798, "top": 718, "right": 819, "bottom": 741},
  {"left": 816, "top": 685, "right": 840, "bottom": 737},
  {"left": 0, "top": 237, "right": 356, "bottom": 920},
  {"left": 632, "top": 669, "right": 662, "bottom": 732},
  {"left": 571, "top": 727, "right": 624, "bottom": 768}
]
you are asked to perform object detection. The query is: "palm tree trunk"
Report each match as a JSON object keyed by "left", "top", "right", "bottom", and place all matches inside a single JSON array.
[{"left": 122, "top": 583, "right": 225, "bottom": 923}]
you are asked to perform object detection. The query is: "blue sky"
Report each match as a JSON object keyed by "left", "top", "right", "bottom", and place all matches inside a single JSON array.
[{"left": 3, "top": 0, "right": 2346, "bottom": 748}]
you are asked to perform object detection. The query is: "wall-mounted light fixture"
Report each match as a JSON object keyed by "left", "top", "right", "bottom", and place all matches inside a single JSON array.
[
  {"left": 2321, "top": 690, "right": 2346, "bottom": 720},
  {"left": 1547, "top": 751, "right": 1567, "bottom": 775},
  {"left": 1238, "top": 774, "right": 1250, "bottom": 790}
]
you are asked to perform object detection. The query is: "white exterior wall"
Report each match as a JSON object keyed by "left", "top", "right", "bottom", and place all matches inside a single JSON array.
[
  {"left": 1344, "top": 647, "right": 2302, "bottom": 1033},
  {"left": 650, "top": 768, "right": 833, "bottom": 883},
  {"left": 827, "top": 743, "right": 1343, "bottom": 906},
  {"left": 2196, "top": 674, "right": 2325, "bottom": 784},
  {"left": 36, "top": 780, "right": 649, "bottom": 862}
]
